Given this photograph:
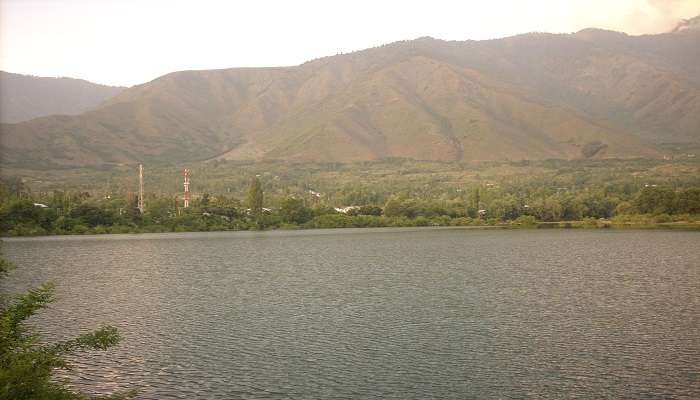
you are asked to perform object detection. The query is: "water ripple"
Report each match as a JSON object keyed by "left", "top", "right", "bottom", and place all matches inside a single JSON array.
[{"left": 2, "top": 229, "right": 699, "bottom": 399}]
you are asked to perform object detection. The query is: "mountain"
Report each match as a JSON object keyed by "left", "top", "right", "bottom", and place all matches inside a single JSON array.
[
  {"left": 0, "top": 71, "right": 124, "bottom": 123},
  {"left": 3, "top": 25, "right": 700, "bottom": 168},
  {"left": 672, "top": 15, "right": 700, "bottom": 33}
]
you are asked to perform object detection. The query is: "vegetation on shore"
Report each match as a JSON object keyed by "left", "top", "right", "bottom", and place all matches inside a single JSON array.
[{"left": 2, "top": 159, "right": 698, "bottom": 236}]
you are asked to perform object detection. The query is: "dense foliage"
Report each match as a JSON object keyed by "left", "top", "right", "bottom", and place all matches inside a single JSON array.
[{"left": 1, "top": 159, "right": 699, "bottom": 236}]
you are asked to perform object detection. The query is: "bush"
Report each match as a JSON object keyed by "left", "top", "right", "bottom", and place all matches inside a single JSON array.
[
  {"left": 450, "top": 217, "right": 473, "bottom": 226},
  {"left": 279, "top": 198, "right": 314, "bottom": 224},
  {"left": 347, "top": 205, "right": 383, "bottom": 216},
  {"left": 72, "top": 224, "right": 89, "bottom": 234},
  {"left": 306, "top": 214, "right": 354, "bottom": 229},
  {"left": 654, "top": 213, "right": 672, "bottom": 223},
  {"left": 278, "top": 223, "right": 300, "bottom": 230},
  {"left": 0, "top": 254, "right": 135, "bottom": 399},
  {"left": 9, "top": 223, "right": 47, "bottom": 236},
  {"left": 109, "top": 225, "right": 135, "bottom": 234},
  {"left": 92, "top": 225, "right": 109, "bottom": 234},
  {"left": 513, "top": 215, "right": 537, "bottom": 226},
  {"left": 384, "top": 216, "right": 416, "bottom": 227},
  {"left": 581, "top": 217, "right": 598, "bottom": 227},
  {"left": 349, "top": 215, "right": 385, "bottom": 228},
  {"left": 414, "top": 216, "right": 430, "bottom": 226},
  {"left": 69, "top": 203, "right": 113, "bottom": 227},
  {"left": 430, "top": 215, "right": 452, "bottom": 226},
  {"left": 53, "top": 216, "right": 79, "bottom": 232}
]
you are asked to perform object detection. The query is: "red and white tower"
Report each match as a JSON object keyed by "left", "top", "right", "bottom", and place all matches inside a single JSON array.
[{"left": 183, "top": 168, "right": 191, "bottom": 208}]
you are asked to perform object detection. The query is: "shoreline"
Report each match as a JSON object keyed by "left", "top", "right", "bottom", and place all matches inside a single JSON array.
[{"left": 2, "top": 220, "right": 699, "bottom": 240}]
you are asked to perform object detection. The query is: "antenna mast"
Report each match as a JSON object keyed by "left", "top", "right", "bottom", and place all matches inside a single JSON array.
[
  {"left": 138, "top": 164, "right": 144, "bottom": 214},
  {"left": 183, "top": 168, "right": 190, "bottom": 208}
]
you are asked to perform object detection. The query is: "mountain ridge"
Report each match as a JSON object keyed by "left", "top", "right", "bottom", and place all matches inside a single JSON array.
[
  {"left": 2, "top": 27, "right": 699, "bottom": 168},
  {"left": 672, "top": 14, "right": 700, "bottom": 33},
  {"left": 0, "top": 71, "right": 125, "bottom": 124}
]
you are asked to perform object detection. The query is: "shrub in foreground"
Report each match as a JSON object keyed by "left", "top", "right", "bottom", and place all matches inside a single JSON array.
[{"left": 0, "top": 255, "right": 135, "bottom": 400}]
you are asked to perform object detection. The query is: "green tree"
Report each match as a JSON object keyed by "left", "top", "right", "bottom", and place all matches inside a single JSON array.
[
  {"left": 145, "top": 197, "right": 177, "bottom": 224},
  {"left": 675, "top": 188, "right": 700, "bottom": 214},
  {"left": 579, "top": 192, "right": 618, "bottom": 219},
  {"left": 472, "top": 187, "right": 481, "bottom": 210},
  {"left": 201, "top": 193, "right": 210, "bottom": 207},
  {"left": 347, "top": 205, "right": 383, "bottom": 216},
  {"left": 383, "top": 195, "right": 420, "bottom": 218},
  {"left": 279, "top": 197, "right": 313, "bottom": 225},
  {"left": 0, "top": 200, "right": 59, "bottom": 234},
  {"left": 0, "top": 254, "right": 134, "bottom": 399},
  {"left": 246, "top": 176, "right": 264, "bottom": 217},
  {"left": 633, "top": 187, "right": 676, "bottom": 214},
  {"left": 123, "top": 195, "right": 142, "bottom": 225},
  {"left": 69, "top": 204, "right": 113, "bottom": 227},
  {"left": 489, "top": 194, "right": 522, "bottom": 221},
  {"left": 531, "top": 196, "right": 563, "bottom": 222},
  {"left": 1, "top": 200, "right": 41, "bottom": 229},
  {"left": 557, "top": 194, "right": 585, "bottom": 221},
  {"left": 615, "top": 201, "right": 634, "bottom": 216}
]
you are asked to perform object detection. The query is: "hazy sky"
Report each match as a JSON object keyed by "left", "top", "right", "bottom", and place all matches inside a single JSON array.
[{"left": 1, "top": 0, "right": 699, "bottom": 87}]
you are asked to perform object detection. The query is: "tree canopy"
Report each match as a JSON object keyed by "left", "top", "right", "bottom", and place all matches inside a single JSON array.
[{"left": 246, "top": 176, "right": 263, "bottom": 217}]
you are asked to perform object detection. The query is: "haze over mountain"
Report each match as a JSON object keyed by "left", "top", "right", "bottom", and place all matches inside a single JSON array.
[
  {"left": 0, "top": 71, "right": 124, "bottom": 123},
  {"left": 2, "top": 21, "right": 700, "bottom": 168},
  {"left": 672, "top": 14, "right": 700, "bottom": 33}
]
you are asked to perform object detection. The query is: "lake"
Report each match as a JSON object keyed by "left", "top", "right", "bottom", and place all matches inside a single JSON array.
[{"left": 2, "top": 228, "right": 699, "bottom": 399}]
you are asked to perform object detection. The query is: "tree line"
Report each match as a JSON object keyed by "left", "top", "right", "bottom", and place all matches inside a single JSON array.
[{"left": 1, "top": 176, "right": 698, "bottom": 236}]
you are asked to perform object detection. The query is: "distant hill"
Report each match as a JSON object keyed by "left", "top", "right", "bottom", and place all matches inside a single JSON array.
[
  {"left": 0, "top": 71, "right": 124, "bottom": 123},
  {"left": 672, "top": 15, "right": 700, "bottom": 33},
  {"left": 3, "top": 22, "right": 700, "bottom": 168}
]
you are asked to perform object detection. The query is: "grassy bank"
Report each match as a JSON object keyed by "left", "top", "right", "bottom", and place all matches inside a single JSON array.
[{"left": 3, "top": 215, "right": 698, "bottom": 237}]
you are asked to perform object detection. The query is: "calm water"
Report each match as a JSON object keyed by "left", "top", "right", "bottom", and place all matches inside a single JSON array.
[{"left": 2, "top": 228, "right": 699, "bottom": 399}]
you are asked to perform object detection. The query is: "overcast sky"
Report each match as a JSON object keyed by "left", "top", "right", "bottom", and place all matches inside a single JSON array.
[{"left": 1, "top": 0, "right": 699, "bottom": 87}]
